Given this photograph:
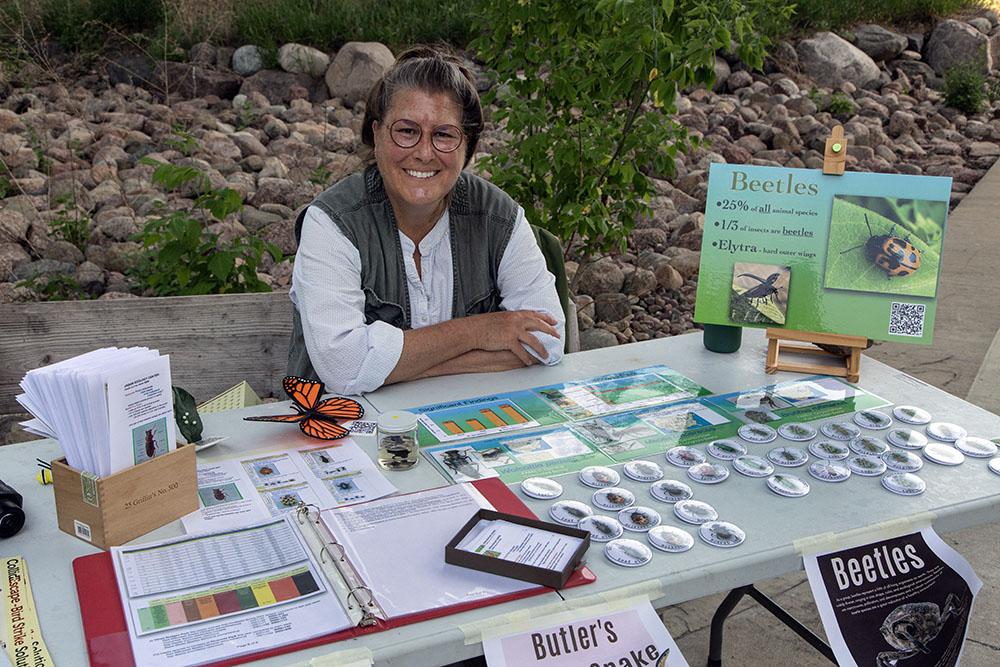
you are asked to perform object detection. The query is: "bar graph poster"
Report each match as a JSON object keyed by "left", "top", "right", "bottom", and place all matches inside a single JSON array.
[
  {"left": 415, "top": 395, "right": 552, "bottom": 445},
  {"left": 412, "top": 366, "right": 712, "bottom": 446}
]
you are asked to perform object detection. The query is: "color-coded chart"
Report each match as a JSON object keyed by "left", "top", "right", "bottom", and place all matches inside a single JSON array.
[
  {"left": 136, "top": 567, "right": 320, "bottom": 634},
  {"left": 421, "top": 399, "right": 540, "bottom": 442}
]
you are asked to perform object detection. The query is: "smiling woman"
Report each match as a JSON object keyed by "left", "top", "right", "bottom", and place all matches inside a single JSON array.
[{"left": 287, "top": 46, "right": 565, "bottom": 396}]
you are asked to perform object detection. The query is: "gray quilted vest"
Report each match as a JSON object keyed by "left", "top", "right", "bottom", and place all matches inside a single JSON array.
[{"left": 286, "top": 165, "right": 518, "bottom": 385}]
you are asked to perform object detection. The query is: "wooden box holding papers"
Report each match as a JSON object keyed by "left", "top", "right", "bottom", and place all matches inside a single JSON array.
[
  {"left": 52, "top": 442, "right": 197, "bottom": 550},
  {"left": 446, "top": 509, "right": 590, "bottom": 589}
]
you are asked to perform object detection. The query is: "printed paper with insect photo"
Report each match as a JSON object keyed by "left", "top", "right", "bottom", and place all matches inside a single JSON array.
[
  {"left": 695, "top": 163, "right": 951, "bottom": 344},
  {"left": 804, "top": 527, "right": 981, "bottom": 667}
]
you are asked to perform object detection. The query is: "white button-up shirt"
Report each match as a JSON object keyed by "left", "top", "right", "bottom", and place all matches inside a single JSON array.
[{"left": 290, "top": 204, "right": 565, "bottom": 395}]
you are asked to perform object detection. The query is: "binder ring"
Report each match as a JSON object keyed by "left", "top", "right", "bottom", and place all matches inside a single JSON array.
[
  {"left": 296, "top": 503, "right": 320, "bottom": 524},
  {"left": 320, "top": 542, "right": 345, "bottom": 563},
  {"left": 347, "top": 585, "right": 376, "bottom": 611}
]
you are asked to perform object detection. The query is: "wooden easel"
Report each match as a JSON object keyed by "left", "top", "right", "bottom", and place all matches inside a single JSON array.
[
  {"left": 765, "top": 328, "right": 865, "bottom": 383},
  {"left": 764, "top": 125, "right": 867, "bottom": 383}
]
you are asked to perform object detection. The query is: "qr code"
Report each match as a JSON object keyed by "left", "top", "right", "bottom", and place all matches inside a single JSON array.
[
  {"left": 348, "top": 420, "right": 377, "bottom": 435},
  {"left": 888, "top": 302, "right": 925, "bottom": 337}
]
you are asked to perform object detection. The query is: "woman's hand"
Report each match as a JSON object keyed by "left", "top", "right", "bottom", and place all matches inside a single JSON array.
[{"left": 472, "top": 310, "right": 560, "bottom": 364}]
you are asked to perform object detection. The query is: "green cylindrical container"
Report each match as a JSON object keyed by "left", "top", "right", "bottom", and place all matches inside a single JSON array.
[{"left": 702, "top": 323, "right": 743, "bottom": 353}]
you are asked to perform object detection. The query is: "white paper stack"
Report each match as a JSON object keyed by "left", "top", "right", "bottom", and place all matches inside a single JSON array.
[{"left": 18, "top": 347, "right": 177, "bottom": 477}]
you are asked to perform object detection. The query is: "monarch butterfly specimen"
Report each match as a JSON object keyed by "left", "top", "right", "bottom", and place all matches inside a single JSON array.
[{"left": 244, "top": 376, "right": 364, "bottom": 440}]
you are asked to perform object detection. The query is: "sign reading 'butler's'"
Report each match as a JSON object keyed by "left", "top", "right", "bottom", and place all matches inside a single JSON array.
[
  {"left": 695, "top": 163, "right": 952, "bottom": 344},
  {"left": 483, "top": 600, "right": 688, "bottom": 666}
]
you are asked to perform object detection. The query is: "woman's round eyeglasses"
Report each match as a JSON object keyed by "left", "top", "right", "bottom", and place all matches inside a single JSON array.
[{"left": 388, "top": 119, "right": 464, "bottom": 153}]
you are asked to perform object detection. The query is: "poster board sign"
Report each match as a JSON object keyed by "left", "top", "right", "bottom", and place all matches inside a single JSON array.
[
  {"left": 804, "top": 527, "right": 982, "bottom": 667},
  {"left": 483, "top": 598, "right": 688, "bottom": 667},
  {"left": 412, "top": 366, "right": 712, "bottom": 446},
  {"left": 694, "top": 164, "right": 951, "bottom": 344}
]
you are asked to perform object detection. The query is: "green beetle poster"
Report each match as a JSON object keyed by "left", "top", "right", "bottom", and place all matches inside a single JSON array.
[{"left": 694, "top": 164, "right": 951, "bottom": 344}]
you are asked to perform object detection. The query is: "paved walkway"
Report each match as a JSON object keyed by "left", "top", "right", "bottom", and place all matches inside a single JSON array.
[{"left": 665, "top": 159, "right": 1000, "bottom": 666}]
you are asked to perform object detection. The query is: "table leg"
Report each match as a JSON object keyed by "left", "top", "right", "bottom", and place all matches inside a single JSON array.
[{"left": 706, "top": 585, "right": 838, "bottom": 666}]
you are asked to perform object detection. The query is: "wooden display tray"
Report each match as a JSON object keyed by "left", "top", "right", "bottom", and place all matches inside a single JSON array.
[
  {"left": 765, "top": 329, "right": 867, "bottom": 383},
  {"left": 51, "top": 442, "right": 197, "bottom": 550},
  {"left": 446, "top": 509, "right": 590, "bottom": 589}
]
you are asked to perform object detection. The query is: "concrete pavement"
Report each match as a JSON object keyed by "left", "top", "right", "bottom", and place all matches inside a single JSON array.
[{"left": 663, "top": 158, "right": 1000, "bottom": 666}]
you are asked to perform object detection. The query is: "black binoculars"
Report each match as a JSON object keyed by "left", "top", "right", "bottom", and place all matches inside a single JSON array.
[{"left": 0, "top": 478, "right": 25, "bottom": 538}]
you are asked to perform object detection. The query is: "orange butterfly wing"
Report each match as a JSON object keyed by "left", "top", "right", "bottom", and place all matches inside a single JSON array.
[
  {"left": 244, "top": 377, "right": 359, "bottom": 440},
  {"left": 283, "top": 376, "right": 325, "bottom": 410},
  {"left": 313, "top": 397, "right": 364, "bottom": 421},
  {"left": 300, "top": 418, "right": 348, "bottom": 440}
]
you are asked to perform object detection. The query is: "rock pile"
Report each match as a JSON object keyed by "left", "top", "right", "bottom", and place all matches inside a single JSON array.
[{"left": 2, "top": 12, "right": 1000, "bottom": 352}]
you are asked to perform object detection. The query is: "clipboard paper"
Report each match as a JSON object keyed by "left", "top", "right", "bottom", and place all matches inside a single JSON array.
[{"left": 73, "top": 478, "right": 596, "bottom": 667}]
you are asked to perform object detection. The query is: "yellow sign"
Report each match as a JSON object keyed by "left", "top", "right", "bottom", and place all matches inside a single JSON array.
[{"left": 2, "top": 557, "right": 53, "bottom": 667}]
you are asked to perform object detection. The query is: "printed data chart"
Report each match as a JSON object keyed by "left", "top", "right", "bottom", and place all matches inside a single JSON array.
[{"left": 135, "top": 566, "right": 320, "bottom": 633}]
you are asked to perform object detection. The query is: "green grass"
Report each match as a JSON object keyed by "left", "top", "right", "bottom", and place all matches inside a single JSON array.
[
  {"left": 232, "top": 0, "right": 481, "bottom": 54},
  {"left": 778, "top": 0, "right": 989, "bottom": 35},
  {"left": 4, "top": 0, "right": 993, "bottom": 57}
]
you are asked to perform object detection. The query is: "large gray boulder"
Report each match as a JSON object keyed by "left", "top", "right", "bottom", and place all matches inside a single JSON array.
[
  {"left": 852, "top": 25, "right": 908, "bottom": 62},
  {"left": 232, "top": 45, "right": 264, "bottom": 76},
  {"left": 278, "top": 43, "right": 330, "bottom": 78},
  {"left": 797, "top": 32, "right": 881, "bottom": 89},
  {"left": 925, "top": 20, "right": 991, "bottom": 75},
  {"left": 325, "top": 42, "right": 395, "bottom": 108}
]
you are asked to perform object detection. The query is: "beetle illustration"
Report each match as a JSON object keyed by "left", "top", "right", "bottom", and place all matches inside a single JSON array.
[
  {"left": 709, "top": 523, "right": 736, "bottom": 541},
  {"left": 746, "top": 425, "right": 773, "bottom": 438},
  {"left": 775, "top": 449, "right": 799, "bottom": 462},
  {"left": 212, "top": 488, "right": 226, "bottom": 501},
  {"left": 662, "top": 484, "right": 687, "bottom": 498},
  {"left": 877, "top": 594, "right": 962, "bottom": 666},
  {"left": 736, "top": 271, "right": 784, "bottom": 306},
  {"left": 441, "top": 449, "right": 481, "bottom": 479},
  {"left": 857, "top": 411, "right": 886, "bottom": 426},
  {"left": 258, "top": 465, "right": 274, "bottom": 475},
  {"left": 479, "top": 447, "right": 506, "bottom": 462},
  {"left": 604, "top": 492, "right": 628, "bottom": 506},
  {"left": 785, "top": 424, "right": 812, "bottom": 437},
  {"left": 840, "top": 214, "right": 921, "bottom": 278},
  {"left": 144, "top": 429, "right": 157, "bottom": 458},
  {"left": 827, "top": 423, "right": 855, "bottom": 438},
  {"left": 279, "top": 493, "right": 299, "bottom": 507},
  {"left": 629, "top": 511, "right": 651, "bottom": 526},
  {"left": 589, "top": 518, "right": 619, "bottom": 537}
]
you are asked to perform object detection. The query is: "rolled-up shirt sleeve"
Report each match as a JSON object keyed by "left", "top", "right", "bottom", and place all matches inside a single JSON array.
[
  {"left": 291, "top": 206, "right": 403, "bottom": 395},
  {"left": 497, "top": 208, "right": 566, "bottom": 365}
]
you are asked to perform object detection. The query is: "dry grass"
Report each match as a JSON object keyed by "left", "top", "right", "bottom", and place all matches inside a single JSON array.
[{"left": 162, "top": 0, "right": 235, "bottom": 47}]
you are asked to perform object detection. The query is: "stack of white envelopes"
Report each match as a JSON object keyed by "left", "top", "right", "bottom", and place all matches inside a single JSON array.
[{"left": 18, "top": 347, "right": 176, "bottom": 477}]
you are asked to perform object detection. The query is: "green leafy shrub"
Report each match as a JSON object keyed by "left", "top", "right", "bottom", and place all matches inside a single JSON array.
[
  {"left": 49, "top": 193, "right": 91, "bottom": 252},
  {"left": 128, "top": 159, "right": 283, "bottom": 296},
  {"left": 18, "top": 274, "right": 93, "bottom": 301},
  {"left": 827, "top": 91, "right": 855, "bottom": 115},
  {"left": 807, "top": 88, "right": 855, "bottom": 115},
  {"left": 944, "top": 62, "right": 988, "bottom": 115},
  {"left": 474, "top": 0, "right": 787, "bottom": 256}
]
